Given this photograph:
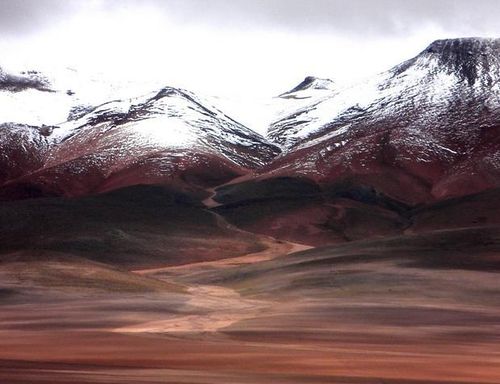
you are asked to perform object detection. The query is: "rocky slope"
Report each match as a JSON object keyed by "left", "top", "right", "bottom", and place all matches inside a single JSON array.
[
  {"left": 212, "top": 38, "right": 500, "bottom": 244},
  {"left": 1, "top": 38, "right": 499, "bottom": 245},
  {"left": 259, "top": 38, "right": 500, "bottom": 204},
  {"left": 0, "top": 79, "right": 280, "bottom": 200}
]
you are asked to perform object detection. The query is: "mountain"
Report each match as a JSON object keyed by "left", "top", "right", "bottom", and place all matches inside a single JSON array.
[
  {"left": 0, "top": 65, "right": 171, "bottom": 127},
  {"left": 0, "top": 67, "right": 51, "bottom": 92},
  {"left": 270, "top": 38, "right": 500, "bottom": 147},
  {"left": 264, "top": 76, "right": 337, "bottom": 143},
  {"left": 1, "top": 38, "right": 499, "bottom": 245},
  {"left": 2, "top": 39, "right": 500, "bottom": 384},
  {"left": 0, "top": 184, "right": 284, "bottom": 268},
  {"left": 279, "top": 76, "right": 336, "bottom": 97},
  {"left": 0, "top": 83, "right": 280, "bottom": 200},
  {"left": 0, "top": 65, "right": 84, "bottom": 126},
  {"left": 263, "top": 38, "right": 500, "bottom": 203},
  {"left": 213, "top": 38, "right": 500, "bottom": 245},
  {"left": 0, "top": 123, "right": 50, "bottom": 187}
]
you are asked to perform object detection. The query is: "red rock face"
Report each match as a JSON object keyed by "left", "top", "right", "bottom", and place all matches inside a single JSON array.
[
  {"left": 0, "top": 38, "right": 498, "bottom": 217},
  {"left": 0, "top": 124, "right": 49, "bottom": 185},
  {"left": 0, "top": 87, "right": 280, "bottom": 201},
  {"left": 6, "top": 150, "right": 245, "bottom": 201},
  {"left": 215, "top": 197, "right": 408, "bottom": 246},
  {"left": 205, "top": 39, "right": 500, "bottom": 246},
  {"left": 264, "top": 38, "right": 500, "bottom": 205},
  {"left": 259, "top": 123, "right": 500, "bottom": 205}
]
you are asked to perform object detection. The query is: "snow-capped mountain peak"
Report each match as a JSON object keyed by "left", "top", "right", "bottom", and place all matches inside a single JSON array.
[
  {"left": 417, "top": 37, "right": 500, "bottom": 86},
  {"left": 269, "top": 37, "right": 500, "bottom": 149},
  {"left": 280, "top": 76, "right": 335, "bottom": 98},
  {"left": 53, "top": 85, "right": 277, "bottom": 154},
  {"left": 262, "top": 37, "right": 500, "bottom": 204},
  {"left": 0, "top": 67, "right": 52, "bottom": 92}
]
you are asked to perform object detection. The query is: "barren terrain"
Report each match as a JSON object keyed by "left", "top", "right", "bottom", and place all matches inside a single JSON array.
[{"left": 1, "top": 215, "right": 499, "bottom": 383}]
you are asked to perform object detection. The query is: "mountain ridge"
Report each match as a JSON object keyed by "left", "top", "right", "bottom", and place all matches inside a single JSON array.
[
  {"left": 0, "top": 37, "right": 499, "bottom": 209},
  {"left": 0, "top": 83, "right": 280, "bottom": 200}
]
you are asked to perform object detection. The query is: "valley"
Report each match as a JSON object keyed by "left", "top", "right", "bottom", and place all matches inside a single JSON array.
[
  {"left": 1, "top": 219, "right": 499, "bottom": 383},
  {"left": 0, "top": 37, "right": 499, "bottom": 383}
]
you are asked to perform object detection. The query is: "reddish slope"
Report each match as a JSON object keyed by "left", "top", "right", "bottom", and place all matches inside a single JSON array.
[
  {"left": 210, "top": 39, "right": 500, "bottom": 246},
  {"left": 0, "top": 87, "right": 280, "bottom": 201},
  {"left": 214, "top": 184, "right": 500, "bottom": 246},
  {"left": 264, "top": 38, "right": 500, "bottom": 205},
  {"left": 0, "top": 185, "right": 280, "bottom": 268},
  {"left": 0, "top": 124, "right": 49, "bottom": 187}
]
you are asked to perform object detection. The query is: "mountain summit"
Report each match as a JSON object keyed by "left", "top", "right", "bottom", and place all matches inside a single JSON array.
[
  {"left": 269, "top": 37, "right": 500, "bottom": 149},
  {"left": 419, "top": 37, "right": 500, "bottom": 85},
  {"left": 262, "top": 38, "right": 500, "bottom": 203},
  {"left": 1, "top": 37, "right": 499, "bottom": 205},
  {"left": 280, "top": 76, "right": 335, "bottom": 97},
  {"left": 0, "top": 85, "right": 280, "bottom": 200},
  {"left": 0, "top": 67, "right": 51, "bottom": 92}
]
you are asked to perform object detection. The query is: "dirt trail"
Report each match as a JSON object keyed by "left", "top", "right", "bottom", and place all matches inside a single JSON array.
[
  {"left": 128, "top": 204, "right": 311, "bottom": 334},
  {"left": 128, "top": 220, "right": 310, "bottom": 334},
  {"left": 201, "top": 172, "right": 257, "bottom": 208},
  {"left": 113, "top": 284, "right": 268, "bottom": 334},
  {"left": 135, "top": 237, "right": 310, "bottom": 276},
  {"left": 135, "top": 203, "right": 312, "bottom": 276},
  {"left": 201, "top": 186, "right": 221, "bottom": 208}
]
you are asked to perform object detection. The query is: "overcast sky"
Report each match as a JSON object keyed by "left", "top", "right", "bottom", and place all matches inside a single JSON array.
[{"left": 1, "top": 0, "right": 500, "bottom": 98}]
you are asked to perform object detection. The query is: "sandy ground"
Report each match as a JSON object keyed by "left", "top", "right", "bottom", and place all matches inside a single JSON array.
[
  {"left": 113, "top": 284, "right": 266, "bottom": 333},
  {"left": 124, "top": 234, "right": 310, "bottom": 334},
  {"left": 202, "top": 186, "right": 222, "bottom": 208},
  {"left": 1, "top": 228, "right": 500, "bottom": 383},
  {"left": 135, "top": 237, "right": 311, "bottom": 274}
]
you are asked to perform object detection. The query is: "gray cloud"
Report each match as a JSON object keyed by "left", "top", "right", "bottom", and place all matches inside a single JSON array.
[
  {"left": 0, "top": 0, "right": 83, "bottom": 35},
  {"left": 1, "top": 0, "right": 500, "bottom": 37},
  {"left": 95, "top": 0, "right": 500, "bottom": 36},
  {"left": 149, "top": 0, "right": 500, "bottom": 35}
]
